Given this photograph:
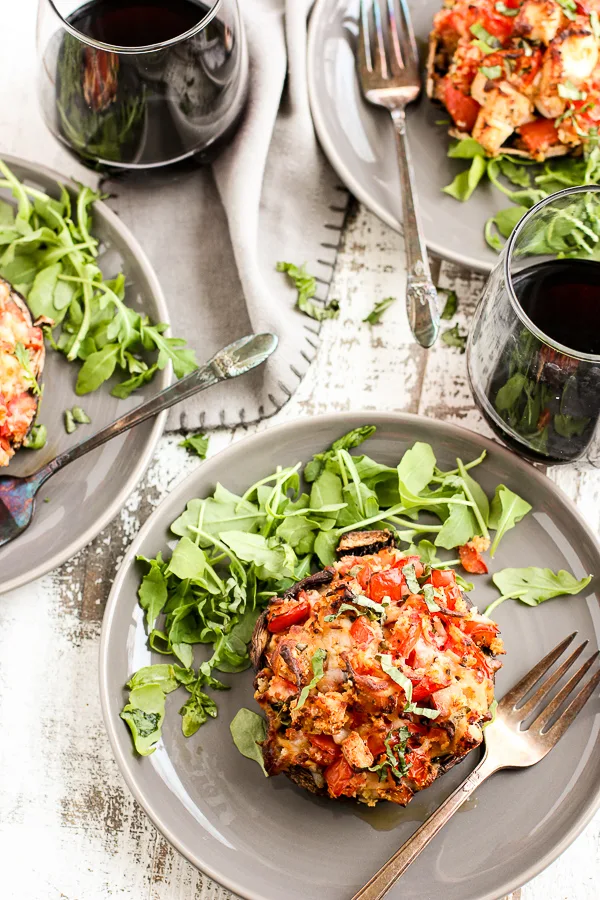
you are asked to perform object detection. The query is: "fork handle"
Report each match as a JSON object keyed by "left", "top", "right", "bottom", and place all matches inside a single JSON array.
[
  {"left": 391, "top": 108, "right": 440, "bottom": 349},
  {"left": 351, "top": 753, "right": 498, "bottom": 900}
]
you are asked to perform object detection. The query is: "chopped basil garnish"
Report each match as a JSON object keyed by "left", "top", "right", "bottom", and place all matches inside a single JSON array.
[{"left": 296, "top": 648, "right": 327, "bottom": 710}]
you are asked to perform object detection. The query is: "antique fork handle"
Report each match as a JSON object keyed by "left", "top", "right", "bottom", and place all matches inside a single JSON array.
[
  {"left": 390, "top": 107, "right": 440, "bottom": 349},
  {"left": 351, "top": 752, "right": 499, "bottom": 900}
]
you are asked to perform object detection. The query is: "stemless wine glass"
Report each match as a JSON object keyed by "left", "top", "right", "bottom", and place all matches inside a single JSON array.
[
  {"left": 468, "top": 185, "right": 600, "bottom": 467},
  {"left": 36, "top": 0, "right": 248, "bottom": 170}
]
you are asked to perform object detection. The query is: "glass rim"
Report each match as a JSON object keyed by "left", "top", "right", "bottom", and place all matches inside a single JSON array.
[
  {"left": 47, "top": 0, "right": 223, "bottom": 54},
  {"left": 503, "top": 183, "right": 600, "bottom": 364}
]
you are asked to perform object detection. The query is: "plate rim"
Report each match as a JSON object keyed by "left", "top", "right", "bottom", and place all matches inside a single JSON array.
[
  {"left": 306, "top": 0, "right": 494, "bottom": 274},
  {"left": 1, "top": 152, "right": 169, "bottom": 594},
  {"left": 99, "top": 410, "right": 600, "bottom": 900}
]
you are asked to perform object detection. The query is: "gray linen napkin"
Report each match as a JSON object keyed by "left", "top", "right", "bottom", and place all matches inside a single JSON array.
[{"left": 104, "top": 0, "right": 347, "bottom": 431}]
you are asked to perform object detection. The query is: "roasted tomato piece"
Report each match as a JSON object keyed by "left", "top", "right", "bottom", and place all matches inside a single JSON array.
[
  {"left": 407, "top": 751, "right": 436, "bottom": 790},
  {"left": 518, "top": 119, "right": 560, "bottom": 156},
  {"left": 459, "top": 543, "right": 489, "bottom": 575},
  {"left": 431, "top": 568, "right": 456, "bottom": 588},
  {"left": 443, "top": 80, "right": 481, "bottom": 132},
  {"left": 350, "top": 616, "right": 375, "bottom": 646},
  {"left": 309, "top": 734, "right": 340, "bottom": 765},
  {"left": 267, "top": 597, "right": 311, "bottom": 633},
  {"left": 325, "top": 757, "right": 358, "bottom": 798},
  {"left": 411, "top": 674, "right": 452, "bottom": 702},
  {"left": 369, "top": 568, "right": 405, "bottom": 602}
]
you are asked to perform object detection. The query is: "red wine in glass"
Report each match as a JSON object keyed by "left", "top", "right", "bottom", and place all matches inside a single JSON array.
[
  {"left": 482, "top": 258, "right": 600, "bottom": 464},
  {"left": 39, "top": 0, "right": 248, "bottom": 169}
]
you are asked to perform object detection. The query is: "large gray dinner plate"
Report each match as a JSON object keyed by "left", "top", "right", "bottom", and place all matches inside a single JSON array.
[
  {"left": 100, "top": 412, "right": 600, "bottom": 900},
  {"left": 308, "top": 0, "right": 504, "bottom": 272},
  {"left": 0, "top": 155, "right": 168, "bottom": 594}
]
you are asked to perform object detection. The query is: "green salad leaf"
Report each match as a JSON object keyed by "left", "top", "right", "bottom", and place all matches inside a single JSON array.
[
  {"left": 230, "top": 708, "right": 269, "bottom": 776},
  {"left": 179, "top": 433, "right": 209, "bottom": 459},
  {"left": 486, "top": 567, "right": 592, "bottom": 616},
  {"left": 488, "top": 486, "right": 532, "bottom": 557},
  {"left": 363, "top": 296, "right": 397, "bottom": 325},
  {"left": 277, "top": 261, "right": 340, "bottom": 322}
]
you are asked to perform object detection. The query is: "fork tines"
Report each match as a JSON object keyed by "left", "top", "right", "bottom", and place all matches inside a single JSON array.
[
  {"left": 501, "top": 632, "right": 600, "bottom": 743},
  {"left": 359, "top": 0, "right": 419, "bottom": 84}
]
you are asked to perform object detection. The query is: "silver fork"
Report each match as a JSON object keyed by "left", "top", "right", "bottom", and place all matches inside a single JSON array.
[
  {"left": 352, "top": 632, "right": 600, "bottom": 900},
  {"left": 357, "top": 0, "right": 440, "bottom": 348}
]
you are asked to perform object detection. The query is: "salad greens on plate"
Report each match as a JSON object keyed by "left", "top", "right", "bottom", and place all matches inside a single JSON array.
[{"left": 119, "top": 426, "right": 591, "bottom": 756}]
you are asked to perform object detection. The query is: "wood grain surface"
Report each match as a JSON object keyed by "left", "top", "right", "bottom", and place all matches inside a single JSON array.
[{"left": 1, "top": 203, "right": 599, "bottom": 900}]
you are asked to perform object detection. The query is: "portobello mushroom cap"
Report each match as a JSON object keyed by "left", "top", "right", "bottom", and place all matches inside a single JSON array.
[{"left": 336, "top": 529, "right": 395, "bottom": 557}]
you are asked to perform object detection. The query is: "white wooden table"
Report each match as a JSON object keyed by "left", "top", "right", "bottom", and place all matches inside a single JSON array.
[{"left": 1, "top": 5, "right": 599, "bottom": 899}]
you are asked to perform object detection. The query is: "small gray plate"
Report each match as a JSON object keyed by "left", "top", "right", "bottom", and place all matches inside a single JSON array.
[
  {"left": 308, "top": 0, "right": 502, "bottom": 272},
  {"left": 0, "top": 155, "right": 169, "bottom": 594},
  {"left": 100, "top": 412, "right": 600, "bottom": 900}
]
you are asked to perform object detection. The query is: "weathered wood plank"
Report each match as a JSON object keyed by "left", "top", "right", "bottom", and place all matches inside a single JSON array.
[{"left": 1, "top": 205, "right": 599, "bottom": 900}]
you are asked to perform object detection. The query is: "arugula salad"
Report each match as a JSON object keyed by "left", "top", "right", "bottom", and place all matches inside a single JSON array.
[
  {"left": 443, "top": 135, "right": 600, "bottom": 252},
  {"left": 0, "top": 159, "right": 198, "bottom": 431},
  {"left": 119, "top": 426, "right": 591, "bottom": 756}
]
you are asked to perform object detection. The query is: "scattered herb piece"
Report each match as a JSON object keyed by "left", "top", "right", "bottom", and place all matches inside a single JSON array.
[
  {"left": 442, "top": 323, "right": 468, "bottom": 352},
  {"left": 495, "top": 1, "right": 519, "bottom": 15},
  {"left": 71, "top": 406, "right": 91, "bottom": 424},
  {"left": 64, "top": 409, "right": 76, "bottom": 434},
  {"left": 369, "top": 726, "right": 410, "bottom": 781},
  {"left": 179, "top": 433, "right": 209, "bottom": 459},
  {"left": 363, "top": 296, "right": 397, "bottom": 325},
  {"left": 438, "top": 288, "right": 458, "bottom": 320},
  {"left": 277, "top": 261, "right": 340, "bottom": 322},
  {"left": 480, "top": 65, "right": 502, "bottom": 80},
  {"left": 296, "top": 648, "right": 327, "bottom": 710},
  {"left": 402, "top": 562, "right": 421, "bottom": 595},
  {"left": 557, "top": 0, "right": 577, "bottom": 20},
  {"left": 230, "top": 708, "right": 269, "bottom": 776},
  {"left": 14, "top": 342, "right": 41, "bottom": 396},
  {"left": 443, "top": 155, "right": 488, "bottom": 202},
  {"left": 488, "top": 486, "right": 532, "bottom": 557}
]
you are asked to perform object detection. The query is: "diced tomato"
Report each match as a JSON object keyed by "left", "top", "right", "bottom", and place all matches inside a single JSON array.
[
  {"left": 350, "top": 616, "right": 375, "bottom": 646},
  {"left": 366, "top": 732, "right": 386, "bottom": 757},
  {"left": 267, "top": 597, "right": 311, "bottom": 633},
  {"left": 444, "top": 80, "right": 481, "bottom": 132},
  {"left": 393, "top": 555, "right": 425, "bottom": 577},
  {"left": 518, "top": 119, "right": 560, "bottom": 156},
  {"left": 462, "top": 617, "right": 500, "bottom": 644},
  {"left": 309, "top": 734, "right": 340, "bottom": 765},
  {"left": 368, "top": 568, "right": 405, "bottom": 603},
  {"left": 391, "top": 618, "right": 421, "bottom": 660},
  {"left": 324, "top": 757, "right": 357, "bottom": 798},
  {"left": 356, "top": 563, "right": 373, "bottom": 592},
  {"left": 478, "top": 6, "right": 515, "bottom": 42},
  {"left": 411, "top": 674, "right": 452, "bottom": 702},
  {"left": 406, "top": 751, "right": 433, "bottom": 789},
  {"left": 458, "top": 544, "right": 488, "bottom": 575},
  {"left": 431, "top": 568, "right": 456, "bottom": 589}
]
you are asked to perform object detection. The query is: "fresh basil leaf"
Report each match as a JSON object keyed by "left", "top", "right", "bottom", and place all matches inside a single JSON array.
[
  {"left": 402, "top": 563, "right": 421, "bottom": 595},
  {"left": 480, "top": 65, "right": 502, "bottom": 80},
  {"left": 230, "top": 708, "right": 268, "bottom": 776},
  {"left": 422, "top": 583, "right": 441, "bottom": 612},
  {"left": 296, "top": 648, "right": 327, "bottom": 710},
  {"left": 179, "top": 433, "right": 209, "bottom": 459},
  {"left": 488, "top": 485, "right": 532, "bottom": 557},
  {"left": 378, "top": 653, "right": 413, "bottom": 703},
  {"left": 404, "top": 702, "right": 440, "bottom": 719}
]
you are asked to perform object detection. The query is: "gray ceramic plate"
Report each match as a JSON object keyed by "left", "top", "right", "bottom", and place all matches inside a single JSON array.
[
  {"left": 308, "top": 0, "right": 504, "bottom": 272},
  {"left": 0, "top": 155, "right": 169, "bottom": 594},
  {"left": 100, "top": 412, "right": 600, "bottom": 900}
]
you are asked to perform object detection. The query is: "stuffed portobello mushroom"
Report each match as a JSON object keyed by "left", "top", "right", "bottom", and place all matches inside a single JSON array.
[
  {"left": 428, "top": 0, "right": 600, "bottom": 160},
  {"left": 0, "top": 277, "right": 45, "bottom": 467},
  {"left": 251, "top": 530, "right": 504, "bottom": 807}
]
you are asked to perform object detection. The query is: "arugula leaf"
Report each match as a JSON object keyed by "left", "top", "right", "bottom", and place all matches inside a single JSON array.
[
  {"left": 448, "top": 139, "right": 486, "bottom": 160},
  {"left": 179, "top": 687, "right": 218, "bottom": 737},
  {"left": 137, "top": 556, "right": 168, "bottom": 630},
  {"left": 443, "top": 156, "right": 488, "bottom": 202},
  {"left": 486, "top": 567, "right": 592, "bottom": 616},
  {"left": 435, "top": 496, "right": 478, "bottom": 549},
  {"left": 363, "top": 296, "right": 396, "bottom": 325},
  {"left": 167, "top": 537, "right": 207, "bottom": 580},
  {"left": 441, "top": 323, "right": 468, "bottom": 352},
  {"left": 296, "top": 648, "right": 327, "bottom": 710},
  {"left": 179, "top": 433, "right": 209, "bottom": 459},
  {"left": 304, "top": 426, "right": 376, "bottom": 482},
  {"left": 488, "top": 486, "right": 532, "bottom": 557},
  {"left": 397, "top": 442, "right": 437, "bottom": 496},
  {"left": 120, "top": 684, "right": 165, "bottom": 756},
  {"left": 277, "top": 261, "right": 340, "bottom": 321},
  {"left": 230, "top": 708, "right": 268, "bottom": 776},
  {"left": 127, "top": 664, "right": 191, "bottom": 693},
  {"left": 438, "top": 288, "right": 458, "bottom": 320}
]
